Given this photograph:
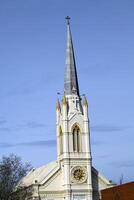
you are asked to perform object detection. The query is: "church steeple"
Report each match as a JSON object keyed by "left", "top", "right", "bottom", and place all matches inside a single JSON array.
[
  {"left": 56, "top": 18, "right": 93, "bottom": 200},
  {"left": 64, "top": 16, "right": 80, "bottom": 96}
]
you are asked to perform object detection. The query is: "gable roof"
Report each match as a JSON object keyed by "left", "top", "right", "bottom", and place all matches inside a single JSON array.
[{"left": 18, "top": 160, "right": 59, "bottom": 187}]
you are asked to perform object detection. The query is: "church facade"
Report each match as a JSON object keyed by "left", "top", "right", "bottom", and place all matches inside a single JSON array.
[{"left": 13, "top": 18, "right": 114, "bottom": 200}]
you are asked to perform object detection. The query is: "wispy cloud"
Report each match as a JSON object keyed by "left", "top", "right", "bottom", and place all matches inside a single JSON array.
[
  {"left": 0, "top": 143, "right": 13, "bottom": 148},
  {"left": 6, "top": 73, "right": 57, "bottom": 97},
  {"left": 91, "top": 139, "right": 105, "bottom": 146},
  {"left": 20, "top": 140, "right": 56, "bottom": 147},
  {"left": 90, "top": 124, "right": 126, "bottom": 132},
  {"left": 0, "top": 127, "right": 14, "bottom": 132},
  {"left": 0, "top": 140, "right": 56, "bottom": 148},
  {"left": 109, "top": 160, "right": 134, "bottom": 168},
  {"left": 95, "top": 154, "right": 111, "bottom": 159},
  {"left": 7, "top": 81, "right": 42, "bottom": 97},
  {"left": 18, "top": 121, "right": 47, "bottom": 129},
  {"left": 0, "top": 121, "right": 47, "bottom": 132},
  {"left": 0, "top": 118, "right": 7, "bottom": 126},
  {"left": 8, "top": 86, "right": 35, "bottom": 96}
]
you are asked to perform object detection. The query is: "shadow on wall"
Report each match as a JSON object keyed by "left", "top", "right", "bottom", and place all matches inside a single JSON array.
[{"left": 92, "top": 167, "right": 100, "bottom": 200}]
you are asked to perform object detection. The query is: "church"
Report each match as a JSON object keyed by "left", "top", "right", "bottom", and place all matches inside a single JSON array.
[{"left": 13, "top": 17, "right": 114, "bottom": 200}]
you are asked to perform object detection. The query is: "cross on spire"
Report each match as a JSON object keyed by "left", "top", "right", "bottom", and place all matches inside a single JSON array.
[{"left": 66, "top": 16, "right": 70, "bottom": 25}]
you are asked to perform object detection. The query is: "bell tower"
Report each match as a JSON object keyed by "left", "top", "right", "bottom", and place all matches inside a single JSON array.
[{"left": 56, "top": 17, "right": 93, "bottom": 200}]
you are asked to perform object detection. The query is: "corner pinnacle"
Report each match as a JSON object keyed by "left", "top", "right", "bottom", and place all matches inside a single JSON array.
[
  {"left": 83, "top": 96, "right": 88, "bottom": 107},
  {"left": 56, "top": 99, "right": 61, "bottom": 111}
]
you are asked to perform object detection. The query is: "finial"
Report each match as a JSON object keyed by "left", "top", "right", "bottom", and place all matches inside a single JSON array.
[
  {"left": 66, "top": 16, "right": 70, "bottom": 25},
  {"left": 83, "top": 96, "right": 88, "bottom": 107},
  {"left": 62, "top": 95, "right": 67, "bottom": 106},
  {"left": 56, "top": 99, "right": 61, "bottom": 111}
]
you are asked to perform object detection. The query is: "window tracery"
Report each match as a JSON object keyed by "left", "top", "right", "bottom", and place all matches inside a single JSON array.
[{"left": 72, "top": 124, "right": 81, "bottom": 152}]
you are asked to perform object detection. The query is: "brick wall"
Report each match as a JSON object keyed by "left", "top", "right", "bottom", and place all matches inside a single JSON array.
[{"left": 101, "top": 182, "right": 134, "bottom": 200}]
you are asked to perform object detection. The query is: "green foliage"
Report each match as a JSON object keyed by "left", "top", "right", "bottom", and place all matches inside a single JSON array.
[{"left": 0, "top": 154, "right": 32, "bottom": 200}]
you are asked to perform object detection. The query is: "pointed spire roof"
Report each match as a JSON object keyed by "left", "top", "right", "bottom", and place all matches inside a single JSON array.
[{"left": 64, "top": 17, "right": 80, "bottom": 96}]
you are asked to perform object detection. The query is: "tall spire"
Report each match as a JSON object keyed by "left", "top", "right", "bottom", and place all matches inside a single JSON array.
[{"left": 64, "top": 16, "right": 80, "bottom": 96}]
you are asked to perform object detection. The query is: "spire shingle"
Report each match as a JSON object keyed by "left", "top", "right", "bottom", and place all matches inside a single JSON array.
[{"left": 64, "top": 17, "right": 80, "bottom": 96}]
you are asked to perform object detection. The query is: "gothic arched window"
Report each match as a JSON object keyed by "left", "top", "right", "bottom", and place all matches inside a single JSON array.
[{"left": 72, "top": 125, "right": 81, "bottom": 152}]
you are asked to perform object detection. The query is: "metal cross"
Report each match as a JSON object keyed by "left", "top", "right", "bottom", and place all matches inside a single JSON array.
[{"left": 66, "top": 16, "right": 70, "bottom": 24}]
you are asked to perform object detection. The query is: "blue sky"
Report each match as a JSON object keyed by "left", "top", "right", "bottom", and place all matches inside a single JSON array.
[{"left": 0, "top": 0, "right": 134, "bottom": 183}]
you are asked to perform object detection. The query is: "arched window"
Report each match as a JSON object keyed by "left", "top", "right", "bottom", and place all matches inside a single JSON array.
[
  {"left": 59, "top": 127, "right": 63, "bottom": 155},
  {"left": 72, "top": 125, "right": 81, "bottom": 152}
]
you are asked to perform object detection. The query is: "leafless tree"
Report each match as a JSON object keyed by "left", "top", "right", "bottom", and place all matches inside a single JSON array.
[{"left": 0, "top": 154, "right": 32, "bottom": 200}]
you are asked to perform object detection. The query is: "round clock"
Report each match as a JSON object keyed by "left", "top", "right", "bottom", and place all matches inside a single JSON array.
[{"left": 71, "top": 166, "right": 87, "bottom": 183}]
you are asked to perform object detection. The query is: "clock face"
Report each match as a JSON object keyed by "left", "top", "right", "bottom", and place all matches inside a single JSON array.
[{"left": 71, "top": 166, "right": 87, "bottom": 183}]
